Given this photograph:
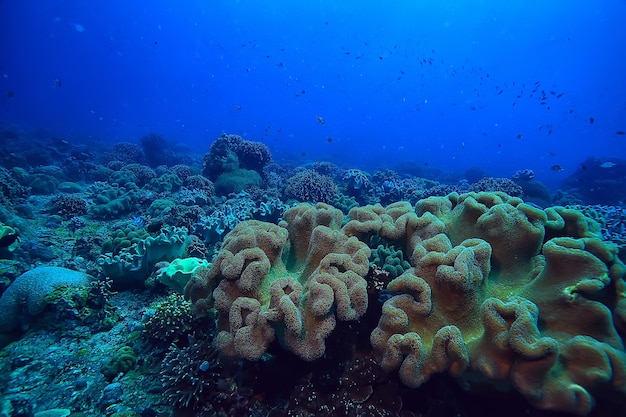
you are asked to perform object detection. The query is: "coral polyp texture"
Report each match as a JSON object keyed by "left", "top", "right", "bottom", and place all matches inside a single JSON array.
[
  {"left": 186, "top": 202, "right": 371, "bottom": 361},
  {"left": 343, "top": 192, "right": 626, "bottom": 416}
]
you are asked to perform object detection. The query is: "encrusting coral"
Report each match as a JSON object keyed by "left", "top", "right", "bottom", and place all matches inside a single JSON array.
[
  {"left": 186, "top": 202, "right": 371, "bottom": 361},
  {"left": 342, "top": 192, "right": 626, "bottom": 416}
]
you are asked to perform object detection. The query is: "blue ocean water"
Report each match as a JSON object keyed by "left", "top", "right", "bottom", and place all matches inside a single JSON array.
[{"left": 2, "top": 0, "right": 625, "bottom": 190}]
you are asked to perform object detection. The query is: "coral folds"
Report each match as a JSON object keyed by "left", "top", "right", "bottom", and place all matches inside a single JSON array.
[
  {"left": 187, "top": 192, "right": 626, "bottom": 415},
  {"left": 347, "top": 192, "right": 626, "bottom": 416},
  {"left": 186, "top": 202, "right": 371, "bottom": 361}
]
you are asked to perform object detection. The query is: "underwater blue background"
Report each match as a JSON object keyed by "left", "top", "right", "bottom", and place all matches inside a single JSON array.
[{"left": 2, "top": 0, "right": 626, "bottom": 190}]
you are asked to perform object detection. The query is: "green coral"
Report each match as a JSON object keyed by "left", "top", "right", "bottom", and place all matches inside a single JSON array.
[
  {"left": 98, "top": 226, "right": 189, "bottom": 289},
  {"left": 101, "top": 345, "right": 137, "bottom": 381},
  {"left": 109, "top": 170, "right": 137, "bottom": 186},
  {"left": 43, "top": 278, "right": 116, "bottom": 330},
  {"left": 332, "top": 193, "right": 360, "bottom": 215},
  {"left": 143, "top": 293, "right": 197, "bottom": 345},
  {"left": 101, "top": 227, "right": 149, "bottom": 255},
  {"left": 147, "top": 199, "right": 175, "bottom": 217},
  {"left": 90, "top": 184, "right": 142, "bottom": 219},
  {"left": 214, "top": 168, "right": 261, "bottom": 195},
  {"left": 370, "top": 243, "right": 411, "bottom": 279},
  {"left": 145, "top": 173, "right": 182, "bottom": 193},
  {"left": 157, "top": 257, "right": 210, "bottom": 294}
]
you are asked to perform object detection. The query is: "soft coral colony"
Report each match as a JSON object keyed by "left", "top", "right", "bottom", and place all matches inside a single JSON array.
[
  {"left": 187, "top": 193, "right": 626, "bottom": 416},
  {"left": 0, "top": 131, "right": 625, "bottom": 415}
]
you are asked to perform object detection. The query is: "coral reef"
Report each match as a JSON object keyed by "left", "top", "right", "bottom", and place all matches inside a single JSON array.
[
  {"left": 51, "top": 194, "right": 88, "bottom": 219},
  {"left": 118, "top": 164, "right": 156, "bottom": 187},
  {"left": 184, "top": 174, "right": 215, "bottom": 195},
  {"left": 283, "top": 169, "right": 338, "bottom": 204},
  {"left": 343, "top": 169, "right": 371, "bottom": 192},
  {"left": 101, "top": 346, "right": 137, "bottom": 381},
  {"left": 160, "top": 334, "right": 245, "bottom": 411},
  {"left": 186, "top": 202, "right": 371, "bottom": 361},
  {"left": 202, "top": 133, "right": 271, "bottom": 181},
  {"left": 370, "top": 243, "right": 411, "bottom": 280},
  {"left": 88, "top": 182, "right": 145, "bottom": 219},
  {"left": 98, "top": 226, "right": 189, "bottom": 289},
  {"left": 468, "top": 177, "right": 523, "bottom": 196},
  {"left": 214, "top": 168, "right": 261, "bottom": 195},
  {"left": 0, "top": 266, "right": 93, "bottom": 334},
  {"left": 0, "top": 167, "right": 28, "bottom": 206},
  {"left": 145, "top": 173, "right": 182, "bottom": 193},
  {"left": 156, "top": 257, "right": 210, "bottom": 294},
  {"left": 2, "top": 126, "right": 626, "bottom": 417},
  {"left": 143, "top": 293, "right": 196, "bottom": 346},
  {"left": 570, "top": 204, "right": 626, "bottom": 262},
  {"left": 105, "top": 142, "right": 145, "bottom": 165},
  {"left": 342, "top": 192, "right": 626, "bottom": 415}
]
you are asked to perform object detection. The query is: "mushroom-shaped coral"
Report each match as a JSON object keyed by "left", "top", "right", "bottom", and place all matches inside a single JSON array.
[
  {"left": 346, "top": 192, "right": 626, "bottom": 415},
  {"left": 186, "top": 202, "right": 371, "bottom": 361}
]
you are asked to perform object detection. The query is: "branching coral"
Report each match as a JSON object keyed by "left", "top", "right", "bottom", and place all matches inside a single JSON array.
[{"left": 283, "top": 169, "right": 338, "bottom": 204}]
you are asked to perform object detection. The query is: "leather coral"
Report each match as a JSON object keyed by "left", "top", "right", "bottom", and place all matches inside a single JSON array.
[
  {"left": 346, "top": 192, "right": 626, "bottom": 416},
  {"left": 186, "top": 202, "right": 371, "bottom": 361}
]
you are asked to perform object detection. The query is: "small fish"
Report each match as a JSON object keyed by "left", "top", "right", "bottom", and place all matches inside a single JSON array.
[
  {"left": 316, "top": 115, "right": 326, "bottom": 124},
  {"left": 551, "top": 165, "right": 564, "bottom": 172},
  {"left": 589, "top": 117, "right": 595, "bottom": 124},
  {"left": 327, "top": 137, "right": 333, "bottom": 143},
  {"left": 53, "top": 78, "right": 62, "bottom": 87},
  {"left": 516, "top": 134, "right": 523, "bottom": 139},
  {"left": 600, "top": 162, "right": 616, "bottom": 168},
  {"left": 6, "top": 91, "right": 14, "bottom": 98},
  {"left": 616, "top": 131, "right": 624, "bottom": 135},
  {"left": 233, "top": 105, "right": 242, "bottom": 110}
]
